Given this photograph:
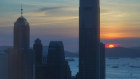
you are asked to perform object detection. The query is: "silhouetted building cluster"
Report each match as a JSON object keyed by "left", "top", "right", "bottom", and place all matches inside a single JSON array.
[
  {"left": 7, "top": 0, "right": 106, "bottom": 78},
  {"left": 7, "top": 9, "right": 72, "bottom": 79},
  {"left": 34, "top": 41, "right": 72, "bottom": 79}
]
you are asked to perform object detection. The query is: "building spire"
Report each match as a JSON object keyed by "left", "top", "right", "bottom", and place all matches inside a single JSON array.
[{"left": 21, "top": 4, "right": 23, "bottom": 16}]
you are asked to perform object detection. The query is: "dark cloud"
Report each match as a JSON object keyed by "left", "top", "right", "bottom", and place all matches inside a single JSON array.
[
  {"left": 36, "top": 6, "right": 78, "bottom": 17},
  {"left": 38, "top": 7, "right": 64, "bottom": 12}
]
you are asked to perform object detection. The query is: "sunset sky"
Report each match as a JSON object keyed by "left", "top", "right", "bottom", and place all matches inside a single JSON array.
[{"left": 0, "top": 0, "right": 140, "bottom": 52}]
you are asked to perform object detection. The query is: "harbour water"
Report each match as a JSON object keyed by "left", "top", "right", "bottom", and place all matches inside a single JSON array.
[
  {"left": 0, "top": 55, "right": 140, "bottom": 79},
  {"left": 67, "top": 57, "right": 140, "bottom": 79}
]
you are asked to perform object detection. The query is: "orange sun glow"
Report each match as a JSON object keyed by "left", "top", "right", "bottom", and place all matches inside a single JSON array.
[
  {"left": 108, "top": 44, "right": 115, "bottom": 48},
  {"left": 106, "top": 44, "right": 118, "bottom": 48}
]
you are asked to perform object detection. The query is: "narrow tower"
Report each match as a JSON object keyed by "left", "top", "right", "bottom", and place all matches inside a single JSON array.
[
  {"left": 79, "top": 0, "right": 100, "bottom": 79},
  {"left": 33, "top": 38, "right": 43, "bottom": 65},
  {"left": 8, "top": 6, "right": 33, "bottom": 79}
]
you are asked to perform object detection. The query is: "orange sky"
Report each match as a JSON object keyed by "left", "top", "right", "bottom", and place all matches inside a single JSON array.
[{"left": 0, "top": 0, "right": 140, "bottom": 52}]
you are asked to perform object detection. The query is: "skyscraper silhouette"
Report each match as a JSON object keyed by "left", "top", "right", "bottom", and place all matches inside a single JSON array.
[
  {"left": 8, "top": 7, "right": 33, "bottom": 79},
  {"left": 14, "top": 11, "right": 30, "bottom": 49},
  {"left": 47, "top": 41, "right": 72, "bottom": 79},
  {"left": 79, "top": 0, "right": 100, "bottom": 79},
  {"left": 33, "top": 38, "right": 43, "bottom": 65},
  {"left": 47, "top": 41, "right": 66, "bottom": 79},
  {"left": 33, "top": 38, "right": 46, "bottom": 79}
]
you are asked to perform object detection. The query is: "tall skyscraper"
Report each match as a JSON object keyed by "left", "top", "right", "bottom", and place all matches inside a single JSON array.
[
  {"left": 47, "top": 41, "right": 66, "bottom": 79},
  {"left": 14, "top": 8, "right": 30, "bottom": 49},
  {"left": 46, "top": 41, "right": 72, "bottom": 79},
  {"left": 8, "top": 7, "right": 33, "bottom": 79},
  {"left": 79, "top": 0, "right": 100, "bottom": 79}
]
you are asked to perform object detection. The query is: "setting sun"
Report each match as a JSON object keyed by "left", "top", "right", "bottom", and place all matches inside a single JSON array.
[
  {"left": 108, "top": 44, "right": 115, "bottom": 48},
  {"left": 106, "top": 44, "right": 119, "bottom": 48}
]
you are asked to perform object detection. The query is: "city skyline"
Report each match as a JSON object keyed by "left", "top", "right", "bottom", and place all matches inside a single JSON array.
[
  {"left": 0, "top": 0, "right": 140, "bottom": 52},
  {"left": 0, "top": 0, "right": 139, "bottom": 79}
]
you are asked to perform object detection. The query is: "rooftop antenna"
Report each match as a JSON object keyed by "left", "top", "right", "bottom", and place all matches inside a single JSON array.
[{"left": 21, "top": 4, "right": 23, "bottom": 16}]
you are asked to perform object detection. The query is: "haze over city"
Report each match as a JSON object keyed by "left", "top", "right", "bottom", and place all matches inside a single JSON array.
[
  {"left": 0, "top": 0, "right": 140, "bottom": 79},
  {"left": 0, "top": 0, "right": 140, "bottom": 52}
]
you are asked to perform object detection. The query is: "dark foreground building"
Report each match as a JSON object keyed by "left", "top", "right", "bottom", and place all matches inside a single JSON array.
[
  {"left": 79, "top": 0, "right": 100, "bottom": 79},
  {"left": 8, "top": 6, "right": 72, "bottom": 79},
  {"left": 8, "top": 9, "right": 33, "bottom": 79},
  {"left": 33, "top": 38, "right": 43, "bottom": 65},
  {"left": 34, "top": 41, "right": 72, "bottom": 79},
  {"left": 47, "top": 41, "right": 72, "bottom": 79},
  {"left": 33, "top": 38, "right": 44, "bottom": 79}
]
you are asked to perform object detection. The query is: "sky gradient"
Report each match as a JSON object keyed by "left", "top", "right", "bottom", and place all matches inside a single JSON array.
[{"left": 0, "top": 0, "right": 140, "bottom": 52}]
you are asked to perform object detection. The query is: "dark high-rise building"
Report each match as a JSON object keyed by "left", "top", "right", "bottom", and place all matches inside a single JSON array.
[
  {"left": 35, "top": 41, "right": 72, "bottom": 79},
  {"left": 33, "top": 38, "right": 43, "bottom": 65},
  {"left": 33, "top": 38, "right": 45, "bottom": 79},
  {"left": 47, "top": 41, "right": 66, "bottom": 79},
  {"left": 100, "top": 43, "right": 106, "bottom": 79},
  {"left": 8, "top": 7, "right": 33, "bottom": 79},
  {"left": 47, "top": 41, "right": 65, "bottom": 65},
  {"left": 14, "top": 11, "right": 30, "bottom": 50},
  {"left": 47, "top": 41, "right": 72, "bottom": 79},
  {"left": 79, "top": 0, "right": 100, "bottom": 79}
]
